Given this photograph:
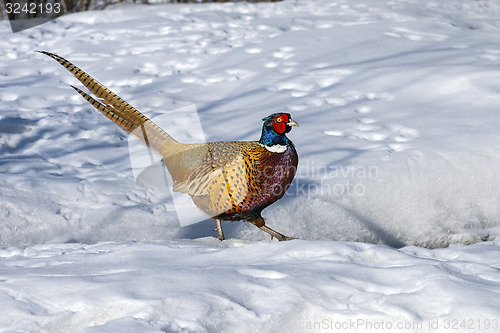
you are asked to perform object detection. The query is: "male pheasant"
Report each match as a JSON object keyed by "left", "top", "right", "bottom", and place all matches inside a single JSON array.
[{"left": 39, "top": 51, "right": 299, "bottom": 241}]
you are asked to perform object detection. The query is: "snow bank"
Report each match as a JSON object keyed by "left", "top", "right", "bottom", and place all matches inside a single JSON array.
[{"left": 2, "top": 239, "right": 500, "bottom": 332}]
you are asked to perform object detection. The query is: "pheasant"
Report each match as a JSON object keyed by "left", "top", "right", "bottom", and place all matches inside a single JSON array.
[{"left": 39, "top": 51, "right": 299, "bottom": 241}]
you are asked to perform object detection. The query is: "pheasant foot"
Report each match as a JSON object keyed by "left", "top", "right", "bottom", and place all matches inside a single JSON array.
[{"left": 258, "top": 225, "right": 295, "bottom": 242}]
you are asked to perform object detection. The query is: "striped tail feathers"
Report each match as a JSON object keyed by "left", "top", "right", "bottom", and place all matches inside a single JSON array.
[
  {"left": 38, "top": 51, "right": 179, "bottom": 155},
  {"left": 70, "top": 85, "right": 173, "bottom": 153}
]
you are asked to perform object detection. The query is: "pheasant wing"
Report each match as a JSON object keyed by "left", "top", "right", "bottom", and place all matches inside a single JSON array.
[{"left": 165, "top": 141, "right": 251, "bottom": 216}]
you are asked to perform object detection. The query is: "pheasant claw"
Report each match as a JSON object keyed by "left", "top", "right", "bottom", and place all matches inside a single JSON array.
[{"left": 258, "top": 225, "right": 295, "bottom": 242}]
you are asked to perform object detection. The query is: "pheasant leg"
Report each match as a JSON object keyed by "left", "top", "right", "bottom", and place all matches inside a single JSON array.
[
  {"left": 250, "top": 217, "right": 294, "bottom": 241},
  {"left": 214, "top": 219, "right": 225, "bottom": 241}
]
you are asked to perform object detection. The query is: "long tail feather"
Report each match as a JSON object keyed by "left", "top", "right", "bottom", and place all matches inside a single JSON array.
[{"left": 38, "top": 51, "right": 178, "bottom": 153}]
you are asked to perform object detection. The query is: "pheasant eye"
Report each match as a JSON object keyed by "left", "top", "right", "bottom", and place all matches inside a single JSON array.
[{"left": 276, "top": 117, "right": 282, "bottom": 122}]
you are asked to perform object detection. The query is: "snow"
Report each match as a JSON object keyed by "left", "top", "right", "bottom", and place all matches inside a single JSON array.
[
  {"left": 3, "top": 240, "right": 500, "bottom": 332},
  {"left": 2, "top": 0, "right": 500, "bottom": 331}
]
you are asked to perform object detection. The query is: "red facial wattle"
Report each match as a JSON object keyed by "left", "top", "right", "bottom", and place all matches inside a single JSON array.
[{"left": 272, "top": 114, "right": 289, "bottom": 133}]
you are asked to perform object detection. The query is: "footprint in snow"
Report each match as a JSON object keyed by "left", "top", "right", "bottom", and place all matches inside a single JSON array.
[
  {"left": 324, "top": 120, "right": 419, "bottom": 153},
  {"left": 385, "top": 27, "right": 448, "bottom": 42},
  {"left": 322, "top": 90, "right": 418, "bottom": 153},
  {"left": 0, "top": 117, "right": 36, "bottom": 134},
  {"left": 245, "top": 48, "right": 262, "bottom": 54},
  {"left": 478, "top": 49, "right": 500, "bottom": 61},
  {"left": 270, "top": 66, "right": 352, "bottom": 110},
  {"left": 237, "top": 268, "right": 288, "bottom": 280}
]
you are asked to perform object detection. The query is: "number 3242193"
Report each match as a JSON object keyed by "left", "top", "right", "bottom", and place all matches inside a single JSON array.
[
  {"left": 443, "top": 319, "right": 499, "bottom": 330},
  {"left": 6, "top": 2, "right": 61, "bottom": 15}
]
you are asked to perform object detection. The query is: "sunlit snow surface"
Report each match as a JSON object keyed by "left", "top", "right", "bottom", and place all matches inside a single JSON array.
[{"left": 2, "top": 0, "right": 500, "bottom": 331}]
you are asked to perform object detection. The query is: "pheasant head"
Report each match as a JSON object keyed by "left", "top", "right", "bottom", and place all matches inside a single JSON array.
[{"left": 259, "top": 113, "right": 299, "bottom": 153}]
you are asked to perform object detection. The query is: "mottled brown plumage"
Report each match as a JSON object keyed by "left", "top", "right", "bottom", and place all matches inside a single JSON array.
[{"left": 39, "top": 51, "right": 299, "bottom": 241}]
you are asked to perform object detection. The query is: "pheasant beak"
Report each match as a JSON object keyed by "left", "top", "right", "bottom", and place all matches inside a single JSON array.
[{"left": 287, "top": 119, "right": 299, "bottom": 127}]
